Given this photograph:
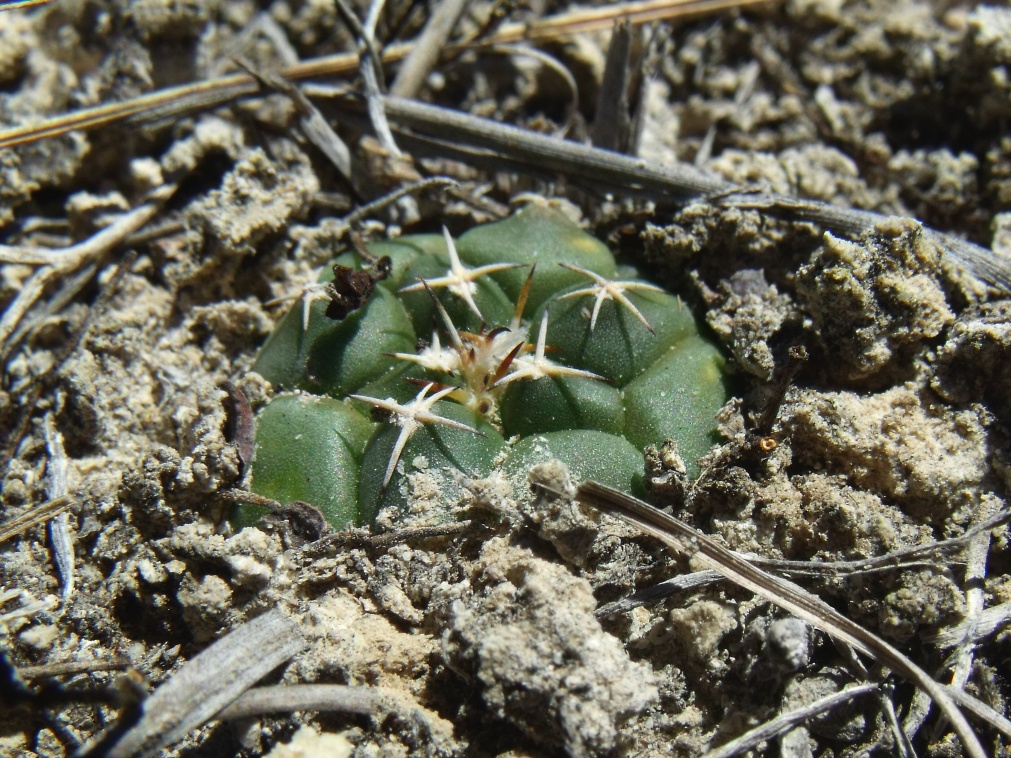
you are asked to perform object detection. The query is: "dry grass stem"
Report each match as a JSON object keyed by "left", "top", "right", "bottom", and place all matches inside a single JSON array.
[
  {"left": 0, "top": 496, "right": 73, "bottom": 545},
  {"left": 16, "top": 658, "right": 132, "bottom": 679},
  {"left": 217, "top": 683, "right": 396, "bottom": 719},
  {"left": 702, "top": 682, "right": 878, "bottom": 758},
  {"left": 389, "top": 0, "right": 470, "bottom": 98},
  {"left": 945, "top": 685, "right": 1011, "bottom": 740},
  {"left": 0, "top": 184, "right": 177, "bottom": 361},
  {"left": 0, "top": 0, "right": 771, "bottom": 151},
  {"left": 575, "top": 480, "right": 989, "bottom": 758},
  {"left": 373, "top": 96, "right": 1011, "bottom": 290}
]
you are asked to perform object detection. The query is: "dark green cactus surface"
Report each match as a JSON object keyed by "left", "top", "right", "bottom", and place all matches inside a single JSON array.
[{"left": 240, "top": 205, "right": 729, "bottom": 528}]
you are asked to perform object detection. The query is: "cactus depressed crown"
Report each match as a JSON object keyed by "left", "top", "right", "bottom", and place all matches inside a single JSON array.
[{"left": 238, "top": 205, "right": 729, "bottom": 528}]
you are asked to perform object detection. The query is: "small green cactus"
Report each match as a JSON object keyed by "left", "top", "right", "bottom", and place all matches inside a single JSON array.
[{"left": 240, "top": 204, "right": 729, "bottom": 528}]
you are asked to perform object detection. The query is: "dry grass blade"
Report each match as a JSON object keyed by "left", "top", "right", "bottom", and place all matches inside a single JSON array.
[
  {"left": 0, "top": 0, "right": 770, "bottom": 151},
  {"left": 501, "top": 0, "right": 772, "bottom": 40},
  {"left": 945, "top": 685, "right": 1011, "bottom": 740},
  {"left": 375, "top": 96, "right": 1010, "bottom": 290},
  {"left": 16, "top": 658, "right": 131, "bottom": 679},
  {"left": 77, "top": 608, "right": 306, "bottom": 758},
  {"left": 702, "top": 682, "right": 878, "bottom": 758},
  {"left": 930, "top": 601, "right": 1011, "bottom": 649},
  {"left": 591, "top": 20, "right": 638, "bottom": 152},
  {"left": 0, "top": 184, "right": 175, "bottom": 362},
  {"left": 596, "top": 569, "right": 724, "bottom": 617},
  {"left": 217, "top": 683, "right": 384, "bottom": 719},
  {"left": 0, "top": 76, "right": 258, "bottom": 149},
  {"left": 389, "top": 0, "right": 470, "bottom": 98},
  {"left": 575, "top": 480, "right": 989, "bottom": 758},
  {"left": 0, "top": 495, "right": 72, "bottom": 544},
  {"left": 600, "top": 543, "right": 982, "bottom": 630},
  {"left": 234, "top": 58, "right": 353, "bottom": 181}
]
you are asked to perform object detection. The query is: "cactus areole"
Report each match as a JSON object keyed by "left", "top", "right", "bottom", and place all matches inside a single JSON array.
[{"left": 237, "top": 205, "right": 729, "bottom": 529}]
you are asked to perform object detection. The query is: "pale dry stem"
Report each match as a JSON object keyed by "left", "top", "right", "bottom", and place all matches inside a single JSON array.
[{"left": 0, "top": 184, "right": 176, "bottom": 363}]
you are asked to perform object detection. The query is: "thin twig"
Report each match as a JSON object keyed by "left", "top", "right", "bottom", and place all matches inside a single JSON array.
[
  {"left": 18, "top": 658, "right": 132, "bottom": 679},
  {"left": 216, "top": 683, "right": 451, "bottom": 746},
  {"left": 380, "top": 94, "right": 724, "bottom": 197},
  {"left": 218, "top": 489, "right": 282, "bottom": 513},
  {"left": 597, "top": 508, "right": 1011, "bottom": 616},
  {"left": 291, "top": 176, "right": 458, "bottom": 265},
  {"left": 879, "top": 684, "right": 918, "bottom": 758},
  {"left": 233, "top": 58, "right": 353, "bottom": 182},
  {"left": 905, "top": 500, "right": 1004, "bottom": 743},
  {"left": 756, "top": 507, "right": 1011, "bottom": 577},
  {"left": 334, "top": 0, "right": 401, "bottom": 157},
  {"left": 947, "top": 501, "right": 998, "bottom": 679},
  {"left": 340, "top": 176, "right": 457, "bottom": 227},
  {"left": 0, "top": 0, "right": 56, "bottom": 9},
  {"left": 596, "top": 569, "right": 723, "bottom": 617},
  {"left": 946, "top": 684, "right": 1011, "bottom": 740}
]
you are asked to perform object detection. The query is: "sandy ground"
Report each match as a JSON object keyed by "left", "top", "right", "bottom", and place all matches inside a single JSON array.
[{"left": 2, "top": 0, "right": 1011, "bottom": 755}]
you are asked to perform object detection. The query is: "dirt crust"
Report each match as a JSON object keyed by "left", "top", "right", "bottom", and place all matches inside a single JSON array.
[{"left": 2, "top": 1, "right": 1011, "bottom": 757}]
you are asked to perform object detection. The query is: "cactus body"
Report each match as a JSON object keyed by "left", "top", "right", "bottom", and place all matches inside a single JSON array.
[{"left": 240, "top": 206, "right": 729, "bottom": 528}]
